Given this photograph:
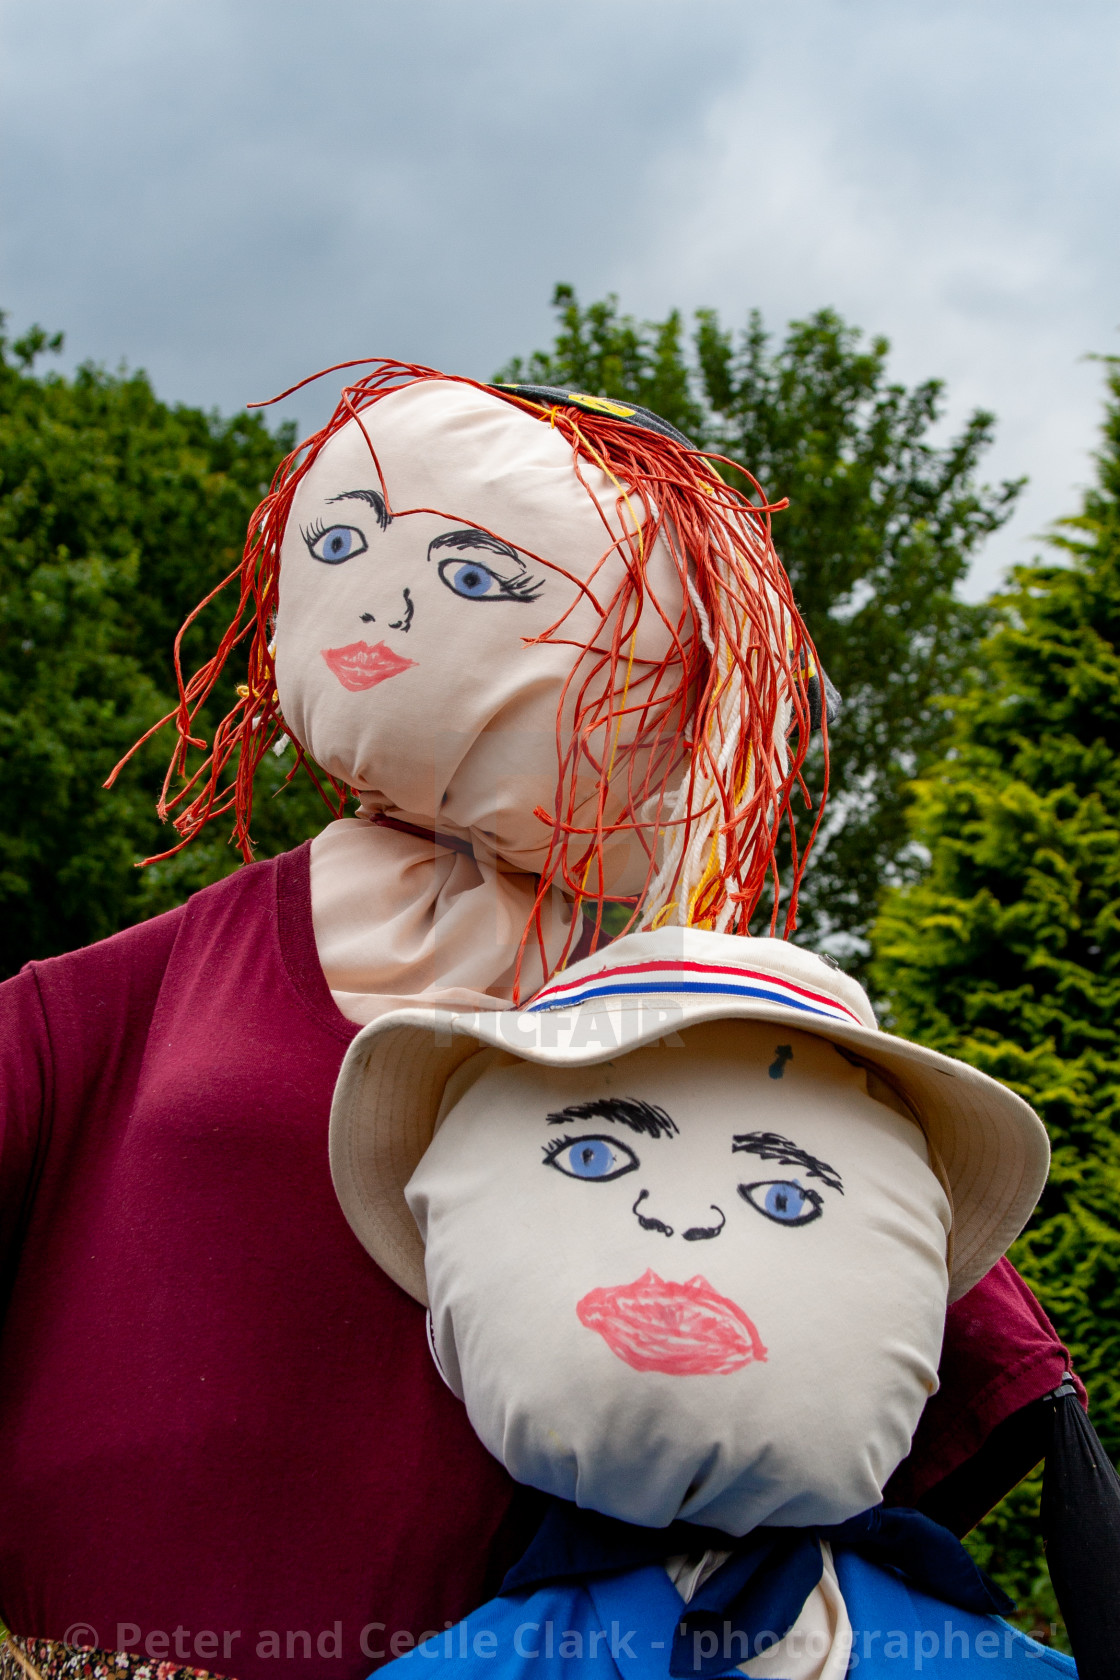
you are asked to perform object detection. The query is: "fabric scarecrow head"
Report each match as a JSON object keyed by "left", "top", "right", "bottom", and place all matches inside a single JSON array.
[
  {"left": 112, "top": 364, "right": 835, "bottom": 991},
  {"left": 273, "top": 376, "right": 687, "bottom": 891},
  {"left": 328, "top": 929, "right": 1050, "bottom": 1536}
]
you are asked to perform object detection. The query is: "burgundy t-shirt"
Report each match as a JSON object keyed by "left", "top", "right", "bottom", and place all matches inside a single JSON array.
[
  {"left": 0, "top": 842, "right": 1076, "bottom": 1680},
  {"left": 0, "top": 845, "right": 534, "bottom": 1680}
]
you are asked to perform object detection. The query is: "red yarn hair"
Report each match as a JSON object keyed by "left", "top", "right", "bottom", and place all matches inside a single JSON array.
[{"left": 107, "top": 359, "right": 828, "bottom": 986}]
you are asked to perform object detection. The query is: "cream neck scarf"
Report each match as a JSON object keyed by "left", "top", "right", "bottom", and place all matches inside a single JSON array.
[{"left": 310, "top": 815, "right": 574, "bottom": 1026}]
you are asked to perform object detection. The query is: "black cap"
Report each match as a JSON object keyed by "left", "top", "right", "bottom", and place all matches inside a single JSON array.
[{"left": 490, "top": 382, "right": 698, "bottom": 450}]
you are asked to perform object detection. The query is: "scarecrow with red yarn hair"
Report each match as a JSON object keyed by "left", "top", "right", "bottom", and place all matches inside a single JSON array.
[
  {"left": 125, "top": 364, "right": 829, "bottom": 975},
  {"left": 0, "top": 368, "right": 1083, "bottom": 1680}
]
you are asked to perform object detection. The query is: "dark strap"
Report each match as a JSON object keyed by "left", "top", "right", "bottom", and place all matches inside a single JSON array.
[{"left": 1042, "top": 1377, "right": 1120, "bottom": 1680}]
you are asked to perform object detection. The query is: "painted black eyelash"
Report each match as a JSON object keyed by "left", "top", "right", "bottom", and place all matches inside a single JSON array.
[
  {"left": 542, "top": 1132, "right": 578, "bottom": 1163},
  {"left": 496, "top": 571, "right": 545, "bottom": 602},
  {"left": 301, "top": 518, "right": 329, "bottom": 546}
]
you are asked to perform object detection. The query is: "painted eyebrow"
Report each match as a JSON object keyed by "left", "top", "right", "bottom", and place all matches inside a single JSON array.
[
  {"left": 731, "top": 1130, "right": 843, "bottom": 1194},
  {"left": 428, "top": 528, "right": 523, "bottom": 568},
  {"left": 545, "top": 1098, "right": 679, "bottom": 1140},
  {"left": 327, "top": 489, "right": 390, "bottom": 530}
]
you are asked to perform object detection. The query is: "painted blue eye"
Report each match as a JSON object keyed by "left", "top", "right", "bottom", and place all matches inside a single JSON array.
[
  {"left": 738, "top": 1179, "right": 823, "bottom": 1227},
  {"left": 307, "top": 524, "right": 368, "bottom": 564},
  {"left": 544, "top": 1134, "right": 639, "bottom": 1182},
  {"left": 442, "top": 559, "right": 501, "bottom": 599}
]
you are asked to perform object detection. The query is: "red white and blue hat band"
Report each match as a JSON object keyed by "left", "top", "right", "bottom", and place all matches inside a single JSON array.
[{"left": 527, "top": 959, "right": 865, "bottom": 1027}]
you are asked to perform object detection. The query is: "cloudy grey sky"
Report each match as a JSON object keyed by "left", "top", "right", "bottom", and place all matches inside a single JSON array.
[{"left": 3, "top": 0, "right": 1117, "bottom": 596}]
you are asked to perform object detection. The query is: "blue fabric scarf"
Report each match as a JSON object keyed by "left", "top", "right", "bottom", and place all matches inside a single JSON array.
[{"left": 502, "top": 1502, "right": 1013, "bottom": 1679}]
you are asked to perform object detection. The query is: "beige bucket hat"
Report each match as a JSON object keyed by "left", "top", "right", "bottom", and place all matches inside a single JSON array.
[{"left": 329, "top": 927, "right": 1050, "bottom": 1307}]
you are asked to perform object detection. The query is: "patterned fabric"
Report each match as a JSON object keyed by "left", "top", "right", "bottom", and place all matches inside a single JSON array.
[{"left": 0, "top": 1633, "right": 225, "bottom": 1680}]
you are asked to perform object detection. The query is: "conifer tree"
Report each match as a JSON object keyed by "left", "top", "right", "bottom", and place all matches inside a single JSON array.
[{"left": 873, "top": 356, "right": 1120, "bottom": 1631}]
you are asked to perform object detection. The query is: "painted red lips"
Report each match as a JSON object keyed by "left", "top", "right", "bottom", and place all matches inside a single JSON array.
[
  {"left": 321, "top": 641, "right": 417, "bottom": 691},
  {"left": 576, "top": 1268, "right": 767, "bottom": 1376}
]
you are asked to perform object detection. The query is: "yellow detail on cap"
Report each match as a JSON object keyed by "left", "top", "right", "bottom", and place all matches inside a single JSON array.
[{"left": 568, "top": 393, "right": 637, "bottom": 419}]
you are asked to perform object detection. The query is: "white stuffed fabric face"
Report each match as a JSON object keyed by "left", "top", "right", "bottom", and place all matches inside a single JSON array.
[
  {"left": 407, "top": 1020, "right": 952, "bottom": 1534},
  {"left": 274, "top": 380, "right": 683, "bottom": 877}
]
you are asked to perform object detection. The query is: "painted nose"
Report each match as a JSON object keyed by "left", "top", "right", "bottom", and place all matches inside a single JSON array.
[
  {"left": 631, "top": 1189, "right": 726, "bottom": 1241},
  {"left": 360, "top": 587, "right": 413, "bottom": 632}
]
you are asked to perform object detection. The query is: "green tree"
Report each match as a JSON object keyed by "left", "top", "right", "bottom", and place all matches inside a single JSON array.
[
  {"left": 872, "top": 357, "right": 1120, "bottom": 1635},
  {"left": 0, "top": 317, "right": 322, "bottom": 978},
  {"left": 500, "top": 287, "right": 1021, "bottom": 966}
]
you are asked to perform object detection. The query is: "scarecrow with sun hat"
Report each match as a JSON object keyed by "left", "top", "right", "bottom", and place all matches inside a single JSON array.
[
  {"left": 0, "top": 365, "right": 1105, "bottom": 1680},
  {"left": 329, "top": 927, "right": 1120, "bottom": 1678}
]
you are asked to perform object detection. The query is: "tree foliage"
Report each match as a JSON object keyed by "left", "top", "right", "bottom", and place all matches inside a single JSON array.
[
  {"left": 872, "top": 357, "right": 1120, "bottom": 1631},
  {"left": 0, "top": 317, "right": 322, "bottom": 978},
  {"left": 500, "top": 286, "right": 1021, "bottom": 965}
]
